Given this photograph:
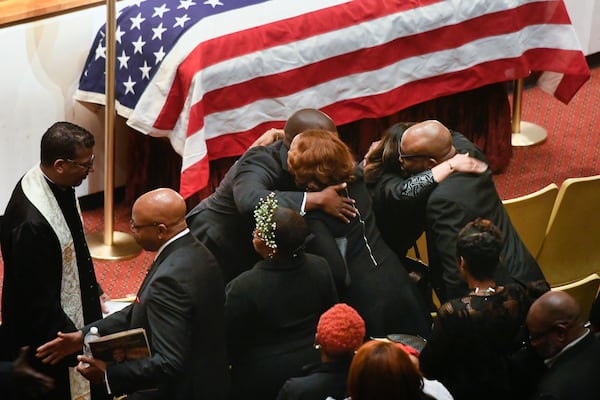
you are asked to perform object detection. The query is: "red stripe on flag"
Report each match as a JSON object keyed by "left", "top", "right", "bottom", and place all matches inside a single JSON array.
[
  {"left": 190, "top": 0, "right": 572, "bottom": 122},
  {"left": 154, "top": 0, "right": 444, "bottom": 131},
  {"left": 179, "top": 154, "right": 210, "bottom": 199}
]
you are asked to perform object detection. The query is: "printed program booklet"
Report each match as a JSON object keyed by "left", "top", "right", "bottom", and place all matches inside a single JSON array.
[{"left": 88, "top": 328, "right": 151, "bottom": 364}]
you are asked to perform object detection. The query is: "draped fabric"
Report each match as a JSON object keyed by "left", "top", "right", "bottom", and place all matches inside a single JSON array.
[
  {"left": 21, "top": 167, "right": 91, "bottom": 400},
  {"left": 77, "top": 0, "right": 588, "bottom": 198}
]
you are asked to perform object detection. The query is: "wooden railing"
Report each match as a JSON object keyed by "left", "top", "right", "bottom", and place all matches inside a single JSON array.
[{"left": 0, "top": 0, "right": 104, "bottom": 27}]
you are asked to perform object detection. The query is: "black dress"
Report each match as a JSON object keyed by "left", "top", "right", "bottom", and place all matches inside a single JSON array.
[
  {"left": 419, "top": 283, "right": 535, "bottom": 400},
  {"left": 305, "top": 171, "right": 433, "bottom": 339}
]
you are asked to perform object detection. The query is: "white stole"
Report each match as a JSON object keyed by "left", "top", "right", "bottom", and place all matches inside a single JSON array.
[{"left": 21, "top": 166, "right": 91, "bottom": 400}]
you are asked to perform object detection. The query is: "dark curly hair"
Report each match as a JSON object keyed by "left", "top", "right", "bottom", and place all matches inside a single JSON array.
[{"left": 456, "top": 218, "right": 504, "bottom": 281}]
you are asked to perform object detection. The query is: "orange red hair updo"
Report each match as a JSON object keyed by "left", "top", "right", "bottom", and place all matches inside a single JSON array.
[{"left": 287, "top": 129, "right": 356, "bottom": 190}]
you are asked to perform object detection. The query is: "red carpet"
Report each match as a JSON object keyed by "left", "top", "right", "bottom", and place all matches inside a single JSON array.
[
  {"left": 1, "top": 65, "right": 599, "bottom": 303},
  {"left": 493, "top": 66, "right": 600, "bottom": 200}
]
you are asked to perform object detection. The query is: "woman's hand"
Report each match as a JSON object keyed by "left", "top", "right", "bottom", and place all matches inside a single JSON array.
[{"left": 448, "top": 153, "right": 488, "bottom": 174}]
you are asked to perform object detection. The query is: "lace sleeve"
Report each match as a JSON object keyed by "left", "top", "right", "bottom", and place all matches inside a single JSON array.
[{"left": 402, "top": 170, "right": 436, "bottom": 199}]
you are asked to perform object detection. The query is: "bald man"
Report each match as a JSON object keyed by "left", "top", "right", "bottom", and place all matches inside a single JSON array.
[
  {"left": 187, "top": 108, "right": 356, "bottom": 283},
  {"left": 400, "top": 120, "right": 546, "bottom": 302},
  {"left": 37, "top": 188, "right": 229, "bottom": 400},
  {"left": 525, "top": 291, "right": 600, "bottom": 399}
]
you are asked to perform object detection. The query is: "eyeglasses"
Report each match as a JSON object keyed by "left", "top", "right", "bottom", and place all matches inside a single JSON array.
[
  {"left": 129, "top": 219, "right": 161, "bottom": 232},
  {"left": 397, "top": 144, "right": 428, "bottom": 160},
  {"left": 528, "top": 320, "right": 572, "bottom": 343},
  {"left": 66, "top": 154, "right": 95, "bottom": 169},
  {"left": 528, "top": 325, "right": 557, "bottom": 343}
]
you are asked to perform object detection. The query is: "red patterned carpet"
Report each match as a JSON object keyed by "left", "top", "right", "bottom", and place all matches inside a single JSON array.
[
  {"left": 1, "top": 64, "right": 599, "bottom": 304},
  {"left": 493, "top": 65, "right": 600, "bottom": 200}
]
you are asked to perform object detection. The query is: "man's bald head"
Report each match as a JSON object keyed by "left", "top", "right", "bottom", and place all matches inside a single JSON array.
[
  {"left": 527, "top": 290, "right": 581, "bottom": 329},
  {"left": 132, "top": 188, "right": 187, "bottom": 250},
  {"left": 400, "top": 120, "right": 454, "bottom": 161},
  {"left": 283, "top": 108, "right": 337, "bottom": 148},
  {"left": 526, "top": 290, "right": 586, "bottom": 359}
]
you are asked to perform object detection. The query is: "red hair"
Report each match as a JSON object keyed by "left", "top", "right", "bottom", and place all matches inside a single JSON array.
[
  {"left": 287, "top": 129, "right": 356, "bottom": 190},
  {"left": 317, "top": 303, "right": 366, "bottom": 357},
  {"left": 347, "top": 340, "right": 424, "bottom": 400}
]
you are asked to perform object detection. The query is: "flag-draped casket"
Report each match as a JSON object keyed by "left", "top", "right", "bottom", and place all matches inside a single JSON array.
[{"left": 75, "top": 0, "right": 590, "bottom": 198}]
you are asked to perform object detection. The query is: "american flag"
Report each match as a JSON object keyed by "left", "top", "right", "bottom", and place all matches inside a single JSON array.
[{"left": 75, "top": 0, "right": 590, "bottom": 198}]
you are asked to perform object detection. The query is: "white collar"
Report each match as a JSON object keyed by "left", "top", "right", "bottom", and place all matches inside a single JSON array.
[
  {"left": 544, "top": 328, "right": 591, "bottom": 367},
  {"left": 154, "top": 228, "right": 190, "bottom": 261}
]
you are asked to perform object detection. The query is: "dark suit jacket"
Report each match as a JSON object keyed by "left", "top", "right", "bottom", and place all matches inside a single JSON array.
[
  {"left": 304, "top": 172, "right": 433, "bottom": 339},
  {"left": 225, "top": 253, "right": 338, "bottom": 400},
  {"left": 186, "top": 159, "right": 259, "bottom": 283},
  {"left": 276, "top": 359, "right": 352, "bottom": 400},
  {"left": 1, "top": 178, "right": 103, "bottom": 400},
  {"left": 425, "top": 134, "right": 546, "bottom": 302},
  {"left": 530, "top": 332, "right": 600, "bottom": 400},
  {"left": 232, "top": 141, "right": 304, "bottom": 214},
  {"left": 186, "top": 141, "right": 303, "bottom": 282},
  {"left": 84, "top": 233, "right": 228, "bottom": 400}
]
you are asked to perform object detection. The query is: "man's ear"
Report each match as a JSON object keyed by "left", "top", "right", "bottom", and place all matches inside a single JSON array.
[
  {"left": 425, "top": 157, "right": 438, "bottom": 169},
  {"left": 53, "top": 159, "right": 67, "bottom": 173}
]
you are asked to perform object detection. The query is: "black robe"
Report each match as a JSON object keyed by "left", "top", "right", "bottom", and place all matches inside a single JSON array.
[{"left": 1, "top": 173, "right": 104, "bottom": 400}]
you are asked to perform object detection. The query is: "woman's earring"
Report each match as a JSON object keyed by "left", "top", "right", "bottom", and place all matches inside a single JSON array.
[{"left": 314, "top": 343, "right": 321, "bottom": 350}]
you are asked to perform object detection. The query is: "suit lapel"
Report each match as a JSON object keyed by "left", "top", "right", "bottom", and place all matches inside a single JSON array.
[{"left": 137, "top": 233, "right": 195, "bottom": 295}]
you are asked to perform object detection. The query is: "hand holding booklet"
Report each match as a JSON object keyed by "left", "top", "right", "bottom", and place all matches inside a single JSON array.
[{"left": 88, "top": 328, "right": 151, "bottom": 364}]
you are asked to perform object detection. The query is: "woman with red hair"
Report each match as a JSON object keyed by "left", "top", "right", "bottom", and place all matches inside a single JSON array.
[
  {"left": 348, "top": 340, "right": 451, "bottom": 400},
  {"left": 277, "top": 303, "right": 366, "bottom": 400},
  {"left": 287, "top": 129, "right": 433, "bottom": 339}
]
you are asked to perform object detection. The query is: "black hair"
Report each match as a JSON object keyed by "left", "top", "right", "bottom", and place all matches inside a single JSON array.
[
  {"left": 40, "top": 122, "right": 95, "bottom": 166},
  {"left": 273, "top": 207, "right": 309, "bottom": 259},
  {"left": 456, "top": 218, "right": 503, "bottom": 280}
]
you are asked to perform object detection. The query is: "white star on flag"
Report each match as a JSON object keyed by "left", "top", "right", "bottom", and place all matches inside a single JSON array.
[
  {"left": 117, "top": 50, "right": 130, "bottom": 69},
  {"left": 154, "top": 46, "right": 166, "bottom": 63},
  {"left": 203, "top": 0, "right": 223, "bottom": 8},
  {"left": 132, "top": 36, "right": 146, "bottom": 54},
  {"left": 130, "top": 12, "right": 146, "bottom": 30},
  {"left": 178, "top": 0, "right": 197, "bottom": 10},
  {"left": 115, "top": 25, "right": 126, "bottom": 44},
  {"left": 153, "top": 3, "right": 170, "bottom": 18},
  {"left": 123, "top": 76, "right": 136, "bottom": 95},
  {"left": 139, "top": 61, "right": 152, "bottom": 80},
  {"left": 94, "top": 42, "right": 106, "bottom": 60},
  {"left": 152, "top": 23, "right": 167, "bottom": 40},
  {"left": 174, "top": 14, "right": 191, "bottom": 28}
]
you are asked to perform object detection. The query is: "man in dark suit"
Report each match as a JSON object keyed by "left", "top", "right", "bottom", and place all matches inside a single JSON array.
[
  {"left": 186, "top": 108, "right": 356, "bottom": 283},
  {"left": 37, "top": 188, "right": 229, "bottom": 400},
  {"left": 525, "top": 290, "right": 600, "bottom": 399},
  {"left": 1, "top": 121, "right": 107, "bottom": 400},
  {"left": 399, "top": 120, "right": 546, "bottom": 302}
]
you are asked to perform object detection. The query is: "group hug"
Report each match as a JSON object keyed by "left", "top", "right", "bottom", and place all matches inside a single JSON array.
[{"left": 1, "top": 111, "right": 599, "bottom": 400}]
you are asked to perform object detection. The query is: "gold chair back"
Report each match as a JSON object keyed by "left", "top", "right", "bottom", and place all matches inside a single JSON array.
[
  {"left": 502, "top": 183, "right": 559, "bottom": 258},
  {"left": 406, "top": 232, "right": 429, "bottom": 266},
  {"left": 551, "top": 273, "right": 600, "bottom": 320},
  {"left": 536, "top": 175, "right": 600, "bottom": 286}
]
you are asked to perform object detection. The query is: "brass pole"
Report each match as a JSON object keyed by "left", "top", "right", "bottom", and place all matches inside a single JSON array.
[
  {"left": 511, "top": 78, "right": 548, "bottom": 147},
  {"left": 104, "top": 0, "right": 116, "bottom": 244},
  {"left": 87, "top": 0, "right": 141, "bottom": 260},
  {"left": 511, "top": 78, "right": 523, "bottom": 134}
]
